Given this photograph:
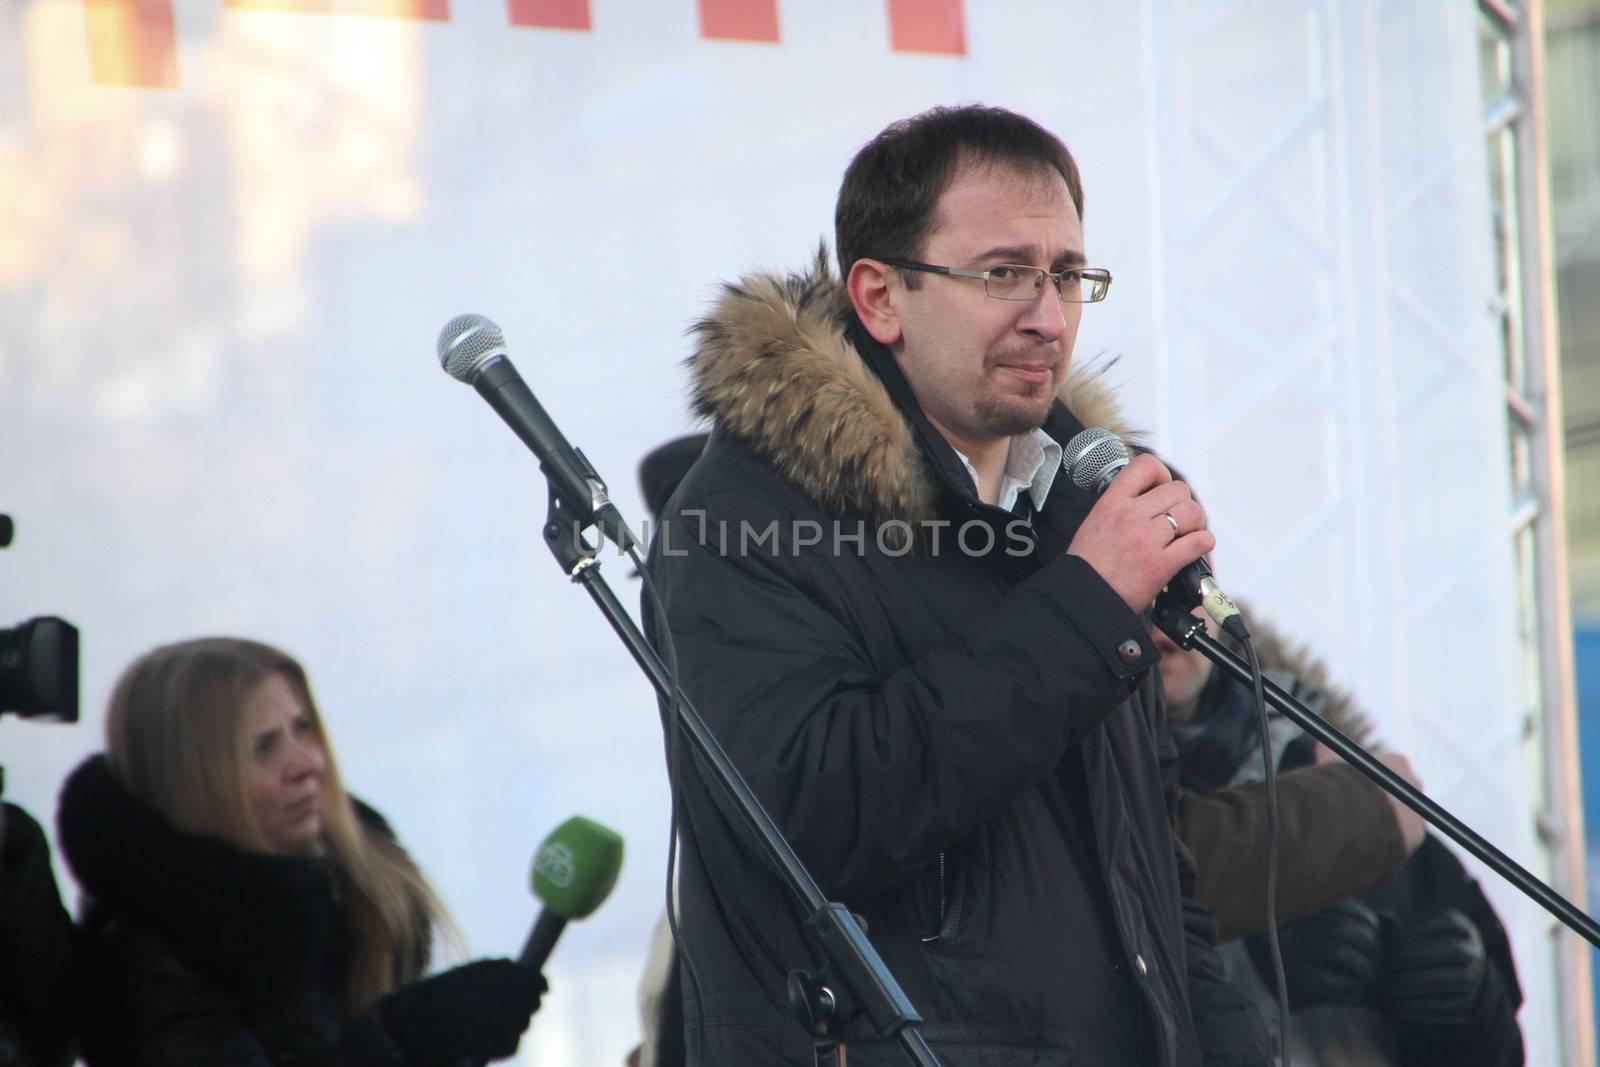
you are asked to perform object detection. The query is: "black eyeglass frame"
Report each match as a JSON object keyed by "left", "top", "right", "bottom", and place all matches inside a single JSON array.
[{"left": 881, "top": 258, "right": 1112, "bottom": 304}]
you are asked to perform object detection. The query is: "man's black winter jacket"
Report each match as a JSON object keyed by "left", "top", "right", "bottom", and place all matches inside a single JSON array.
[{"left": 646, "top": 256, "right": 1270, "bottom": 1066}]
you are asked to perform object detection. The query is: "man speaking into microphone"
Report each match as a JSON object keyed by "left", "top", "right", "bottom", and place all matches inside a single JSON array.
[{"left": 645, "top": 105, "right": 1270, "bottom": 1065}]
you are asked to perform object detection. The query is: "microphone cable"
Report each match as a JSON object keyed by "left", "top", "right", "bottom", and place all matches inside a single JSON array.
[
  {"left": 1210, "top": 606, "right": 1290, "bottom": 1062},
  {"left": 1233, "top": 625, "right": 1291, "bottom": 1064},
  {"left": 632, "top": 544, "right": 709, "bottom": 1058}
]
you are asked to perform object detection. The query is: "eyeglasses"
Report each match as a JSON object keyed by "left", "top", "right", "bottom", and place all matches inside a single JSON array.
[{"left": 882, "top": 258, "right": 1112, "bottom": 304}]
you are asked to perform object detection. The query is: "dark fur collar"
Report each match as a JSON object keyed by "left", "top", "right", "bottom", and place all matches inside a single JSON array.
[
  {"left": 58, "top": 754, "right": 348, "bottom": 1012},
  {"left": 687, "top": 248, "right": 1136, "bottom": 525}
]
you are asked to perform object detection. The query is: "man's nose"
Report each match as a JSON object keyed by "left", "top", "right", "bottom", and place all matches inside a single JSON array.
[{"left": 1017, "top": 282, "right": 1068, "bottom": 341}]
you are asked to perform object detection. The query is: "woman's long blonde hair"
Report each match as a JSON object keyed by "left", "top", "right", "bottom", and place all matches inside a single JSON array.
[{"left": 105, "top": 636, "right": 450, "bottom": 1011}]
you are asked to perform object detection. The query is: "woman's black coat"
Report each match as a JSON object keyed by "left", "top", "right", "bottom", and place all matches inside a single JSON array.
[{"left": 57, "top": 755, "right": 423, "bottom": 1067}]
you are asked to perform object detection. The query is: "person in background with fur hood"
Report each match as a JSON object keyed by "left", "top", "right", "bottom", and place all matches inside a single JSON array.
[
  {"left": 56, "top": 637, "right": 547, "bottom": 1067},
  {"left": 645, "top": 104, "right": 1272, "bottom": 1065},
  {"left": 1155, "top": 609, "right": 1525, "bottom": 1065}
]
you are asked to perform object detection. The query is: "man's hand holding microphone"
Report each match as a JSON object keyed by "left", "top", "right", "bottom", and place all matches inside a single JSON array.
[{"left": 1066, "top": 451, "right": 1215, "bottom": 614}]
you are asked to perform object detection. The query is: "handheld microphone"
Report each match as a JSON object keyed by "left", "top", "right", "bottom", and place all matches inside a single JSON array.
[
  {"left": 1062, "top": 428, "right": 1248, "bottom": 639},
  {"left": 519, "top": 816, "right": 625, "bottom": 972},
  {"left": 436, "top": 314, "right": 636, "bottom": 551}
]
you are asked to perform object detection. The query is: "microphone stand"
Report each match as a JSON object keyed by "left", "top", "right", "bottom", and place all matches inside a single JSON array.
[
  {"left": 540, "top": 489, "right": 942, "bottom": 1067},
  {"left": 1151, "top": 592, "right": 1600, "bottom": 948}
]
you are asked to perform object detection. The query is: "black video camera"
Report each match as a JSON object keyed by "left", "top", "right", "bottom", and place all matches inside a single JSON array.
[{"left": 0, "top": 515, "right": 79, "bottom": 724}]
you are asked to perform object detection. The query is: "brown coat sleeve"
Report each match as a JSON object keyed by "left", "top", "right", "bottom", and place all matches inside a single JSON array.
[{"left": 1176, "top": 761, "right": 1407, "bottom": 941}]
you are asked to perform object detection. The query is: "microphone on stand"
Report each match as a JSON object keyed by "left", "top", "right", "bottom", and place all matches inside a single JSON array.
[
  {"left": 436, "top": 314, "right": 636, "bottom": 552},
  {"left": 1061, "top": 427, "right": 1248, "bottom": 640}
]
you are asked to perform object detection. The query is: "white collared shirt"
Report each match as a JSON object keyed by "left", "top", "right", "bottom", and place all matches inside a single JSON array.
[{"left": 952, "top": 427, "right": 1064, "bottom": 513}]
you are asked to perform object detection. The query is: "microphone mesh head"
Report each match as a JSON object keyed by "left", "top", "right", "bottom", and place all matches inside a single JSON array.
[
  {"left": 1063, "top": 427, "right": 1131, "bottom": 493},
  {"left": 437, "top": 313, "right": 507, "bottom": 382}
]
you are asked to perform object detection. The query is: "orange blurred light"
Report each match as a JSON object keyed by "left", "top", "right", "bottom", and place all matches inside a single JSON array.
[
  {"left": 222, "top": 0, "right": 450, "bottom": 19},
  {"left": 85, "top": 0, "right": 180, "bottom": 88}
]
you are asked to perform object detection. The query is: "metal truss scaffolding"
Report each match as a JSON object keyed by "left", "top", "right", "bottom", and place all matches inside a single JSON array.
[{"left": 1478, "top": 1, "right": 1591, "bottom": 1059}]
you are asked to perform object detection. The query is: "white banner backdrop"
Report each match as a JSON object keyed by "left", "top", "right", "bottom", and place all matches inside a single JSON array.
[{"left": 0, "top": 1, "right": 1563, "bottom": 1062}]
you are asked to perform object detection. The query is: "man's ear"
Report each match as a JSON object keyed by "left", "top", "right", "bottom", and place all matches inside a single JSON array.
[{"left": 846, "top": 259, "right": 903, "bottom": 346}]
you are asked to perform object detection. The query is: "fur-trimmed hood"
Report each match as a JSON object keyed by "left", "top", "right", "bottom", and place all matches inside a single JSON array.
[{"left": 687, "top": 247, "right": 1136, "bottom": 526}]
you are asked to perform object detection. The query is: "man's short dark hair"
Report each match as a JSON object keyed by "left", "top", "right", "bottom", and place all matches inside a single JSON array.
[{"left": 833, "top": 105, "right": 1085, "bottom": 281}]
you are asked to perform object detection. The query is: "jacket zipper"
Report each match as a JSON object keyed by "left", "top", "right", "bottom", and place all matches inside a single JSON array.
[{"left": 920, "top": 852, "right": 947, "bottom": 943}]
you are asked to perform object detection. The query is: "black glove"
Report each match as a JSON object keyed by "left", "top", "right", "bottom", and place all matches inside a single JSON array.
[
  {"left": 1381, "top": 908, "right": 1487, "bottom": 1029},
  {"left": 378, "top": 958, "right": 546, "bottom": 1066},
  {"left": 1247, "top": 898, "right": 1383, "bottom": 1010}
]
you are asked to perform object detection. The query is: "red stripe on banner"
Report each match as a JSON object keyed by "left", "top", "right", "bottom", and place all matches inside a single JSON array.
[
  {"left": 886, "top": 0, "right": 965, "bottom": 55},
  {"left": 85, "top": 0, "right": 180, "bottom": 88},
  {"left": 506, "top": 0, "right": 590, "bottom": 30},
  {"left": 222, "top": 0, "right": 451, "bottom": 19},
  {"left": 698, "top": 0, "right": 779, "bottom": 43}
]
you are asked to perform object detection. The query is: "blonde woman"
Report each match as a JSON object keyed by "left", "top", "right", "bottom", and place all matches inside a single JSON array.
[{"left": 58, "top": 637, "right": 544, "bottom": 1066}]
